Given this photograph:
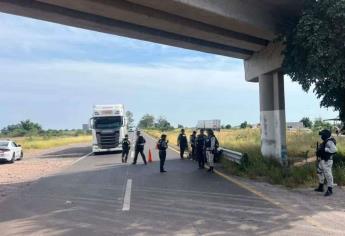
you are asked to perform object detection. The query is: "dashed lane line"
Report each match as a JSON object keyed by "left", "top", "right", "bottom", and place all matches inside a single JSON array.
[
  {"left": 122, "top": 179, "right": 132, "bottom": 211},
  {"left": 71, "top": 151, "right": 93, "bottom": 165}
]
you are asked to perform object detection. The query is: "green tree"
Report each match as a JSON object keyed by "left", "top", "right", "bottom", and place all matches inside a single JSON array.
[
  {"left": 177, "top": 124, "right": 184, "bottom": 129},
  {"left": 138, "top": 114, "right": 155, "bottom": 129},
  {"left": 1, "top": 120, "right": 42, "bottom": 137},
  {"left": 125, "top": 111, "right": 134, "bottom": 127},
  {"left": 155, "top": 116, "right": 174, "bottom": 132},
  {"left": 300, "top": 117, "right": 313, "bottom": 128},
  {"left": 313, "top": 118, "right": 332, "bottom": 131},
  {"left": 225, "top": 124, "right": 232, "bottom": 129},
  {"left": 240, "top": 121, "right": 248, "bottom": 129},
  {"left": 281, "top": 0, "right": 345, "bottom": 124}
]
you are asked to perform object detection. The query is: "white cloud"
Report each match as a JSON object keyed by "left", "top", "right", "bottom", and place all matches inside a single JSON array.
[{"left": 0, "top": 59, "right": 255, "bottom": 92}]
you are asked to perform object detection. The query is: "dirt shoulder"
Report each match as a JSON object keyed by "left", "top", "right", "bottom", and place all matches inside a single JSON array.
[
  {"left": 0, "top": 142, "right": 91, "bottom": 200},
  {"left": 231, "top": 176, "right": 345, "bottom": 234}
]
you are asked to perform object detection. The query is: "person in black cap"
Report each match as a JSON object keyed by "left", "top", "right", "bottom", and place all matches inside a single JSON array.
[
  {"left": 314, "top": 129, "right": 337, "bottom": 196},
  {"left": 121, "top": 134, "right": 131, "bottom": 163},
  {"left": 157, "top": 134, "right": 168, "bottom": 172},
  {"left": 177, "top": 129, "right": 188, "bottom": 159},
  {"left": 196, "top": 129, "right": 206, "bottom": 169},
  {"left": 132, "top": 130, "right": 147, "bottom": 165}
]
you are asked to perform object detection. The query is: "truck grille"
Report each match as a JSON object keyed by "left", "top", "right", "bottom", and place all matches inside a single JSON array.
[{"left": 97, "top": 131, "right": 119, "bottom": 149}]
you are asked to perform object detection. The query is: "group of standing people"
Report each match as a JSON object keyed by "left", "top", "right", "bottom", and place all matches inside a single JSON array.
[
  {"left": 124, "top": 128, "right": 338, "bottom": 197},
  {"left": 122, "top": 130, "right": 169, "bottom": 173},
  {"left": 123, "top": 129, "right": 218, "bottom": 173},
  {"left": 178, "top": 128, "right": 218, "bottom": 173},
  {"left": 191, "top": 129, "right": 218, "bottom": 172}
]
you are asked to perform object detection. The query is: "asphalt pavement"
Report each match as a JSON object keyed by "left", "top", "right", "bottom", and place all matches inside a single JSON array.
[{"left": 0, "top": 133, "right": 320, "bottom": 235}]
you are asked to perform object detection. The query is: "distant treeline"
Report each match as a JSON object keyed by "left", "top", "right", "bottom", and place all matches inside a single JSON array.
[{"left": 0, "top": 120, "right": 90, "bottom": 137}]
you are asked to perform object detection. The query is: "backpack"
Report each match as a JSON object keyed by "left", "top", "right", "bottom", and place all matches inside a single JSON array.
[{"left": 156, "top": 139, "right": 167, "bottom": 150}]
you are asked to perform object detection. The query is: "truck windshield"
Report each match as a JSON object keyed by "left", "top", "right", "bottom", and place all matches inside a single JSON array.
[{"left": 94, "top": 116, "right": 123, "bottom": 129}]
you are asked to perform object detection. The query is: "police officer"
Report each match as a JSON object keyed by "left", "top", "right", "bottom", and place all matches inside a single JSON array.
[
  {"left": 314, "top": 129, "right": 337, "bottom": 196},
  {"left": 157, "top": 134, "right": 168, "bottom": 172},
  {"left": 189, "top": 131, "right": 197, "bottom": 160},
  {"left": 121, "top": 134, "right": 131, "bottom": 163},
  {"left": 132, "top": 130, "right": 147, "bottom": 165},
  {"left": 196, "top": 129, "right": 206, "bottom": 169},
  {"left": 205, "top": 129, "right": 216, "bottom": 173},
  {"left": 177, "top": 129, "right": 188, "bottom": 159}
]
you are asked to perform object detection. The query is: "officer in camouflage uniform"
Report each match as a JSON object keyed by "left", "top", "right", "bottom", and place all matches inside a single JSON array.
[
  {"left": 314, "top": 129, "right": 337, "bottom": 196},
  {"left": 205, "top": 129, "right": 216, "bottom": 173}
]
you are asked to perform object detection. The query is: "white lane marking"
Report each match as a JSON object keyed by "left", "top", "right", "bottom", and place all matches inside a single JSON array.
[
  {"left": 71, "top": 151, "right": 93, "bottom": 165},
  {"left": 122, "top": 179, "right": 132, "bottom": 211}
]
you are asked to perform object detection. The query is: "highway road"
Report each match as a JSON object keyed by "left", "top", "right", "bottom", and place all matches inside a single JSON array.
[{"left": 0, "top": 133, "right": 321, "bottom": 236}]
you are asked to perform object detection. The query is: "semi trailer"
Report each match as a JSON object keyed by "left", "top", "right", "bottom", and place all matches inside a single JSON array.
[{"left": 90, "top": 104, "right": 128, "bottom": 153}]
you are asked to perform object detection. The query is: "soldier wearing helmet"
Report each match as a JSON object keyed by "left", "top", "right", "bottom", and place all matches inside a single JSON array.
[{"left": 314, "top": 129, "right": 337, "bottom": 196}]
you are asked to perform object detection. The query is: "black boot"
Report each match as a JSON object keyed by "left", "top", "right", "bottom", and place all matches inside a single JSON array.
[
  {"left": 324, "top": 187, "right": 333, "bottom": 197},
  {"left": 208, "top": 167, "right": 214, "bottom": 173},
  {"left": 314, "top": 183, "right": 324, "bottom": 192}
]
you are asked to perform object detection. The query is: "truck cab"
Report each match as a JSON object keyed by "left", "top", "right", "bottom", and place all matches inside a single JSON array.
[{"left": 90, "top": 104, "right": 128, "bottom": 153}]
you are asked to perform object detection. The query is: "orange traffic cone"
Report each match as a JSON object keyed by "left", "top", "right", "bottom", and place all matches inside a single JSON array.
[{"left": 148, "top": 149, "right": 153, "bottom": 163}]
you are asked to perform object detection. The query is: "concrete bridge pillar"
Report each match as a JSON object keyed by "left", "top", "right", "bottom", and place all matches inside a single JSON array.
[{"left": 259, "top": 71, "right": 287, "bottom": 164}]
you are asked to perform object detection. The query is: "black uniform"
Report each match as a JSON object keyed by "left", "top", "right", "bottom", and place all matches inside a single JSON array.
[
  {"left": 177, "top": 133, "right": 188, "bottom": 159},
  {"left": 133, "top": 135, "right": 147, "bottom": 165},
  {"left": 196, "top": 134, "right": 206, "bottom": 168},
  {"left": 190, "top": 134, "right": 196, "bottom": 160},
  {"left": 157, "top": 139, "right": 168, "bottom": 172},
  {"left": 121, "top": 138, "right": 131, "bottom": 163}
]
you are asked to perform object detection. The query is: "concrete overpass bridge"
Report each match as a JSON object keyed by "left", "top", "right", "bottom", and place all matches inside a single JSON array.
[{"left": 0, "top": 0, "right": 303, "bottom": 163}]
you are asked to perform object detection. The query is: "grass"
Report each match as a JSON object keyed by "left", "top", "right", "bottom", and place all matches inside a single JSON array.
[
  {"left": 11, "top": 135, "right": 92, "bottom": 150},
  {"left": 145, "top": 128, "right": 345, "bottom": 187}
]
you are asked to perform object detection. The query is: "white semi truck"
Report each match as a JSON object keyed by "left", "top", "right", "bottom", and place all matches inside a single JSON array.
[
  {"left": 90, "top": 104, "right": 128, "bottom": 153},
  {"left": 196, "top": 120, "right": 221, "bottom": 131}
]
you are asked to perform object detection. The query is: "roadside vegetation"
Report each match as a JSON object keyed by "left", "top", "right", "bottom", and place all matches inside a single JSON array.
[
  {"left": 1, "top": 120, "right": 91, "bottom": 150},
  {"left": 138, "top": 114, "right": 174, "bottom": 131},
  {"left": 281, "top": 0, "right": 345, "bottom": 126},
  {"left": 145, "top": 128, "right": 345, "bottom": 188},
  {"left": 12, "top": 136, "right": 92, "bottom": 150}
]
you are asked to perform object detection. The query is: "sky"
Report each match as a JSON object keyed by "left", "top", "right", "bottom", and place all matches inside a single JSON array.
[{"left": 0, "top": 13, "right": 338, "bottom": 129}]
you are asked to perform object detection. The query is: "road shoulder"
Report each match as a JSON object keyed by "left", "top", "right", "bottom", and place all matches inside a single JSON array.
[{"left": 0, "top": 142, "right": 91, "bottom": 202}]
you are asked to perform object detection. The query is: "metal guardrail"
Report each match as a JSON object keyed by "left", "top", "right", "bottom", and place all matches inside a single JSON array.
[{"left": 219, "top": 148, "right": 243, "bottom": 164}]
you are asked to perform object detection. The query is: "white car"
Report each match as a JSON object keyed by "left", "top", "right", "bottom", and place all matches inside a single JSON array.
[{"left": 0, "top": 140, "right": 23, "bottom": 163}]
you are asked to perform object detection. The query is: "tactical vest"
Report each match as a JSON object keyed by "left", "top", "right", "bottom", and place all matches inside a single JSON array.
[
  {"left": 179, "top": 134, "right": 188, "bottom": 146},
  {"left": 122, "top": 139, "right": 130, "bottom": 149},
  {"left": 196, "top": 135, "right": 205, "bottom": 149},
  {"left": 321, "top": 138, "right": 337, "bottom": 161}
]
